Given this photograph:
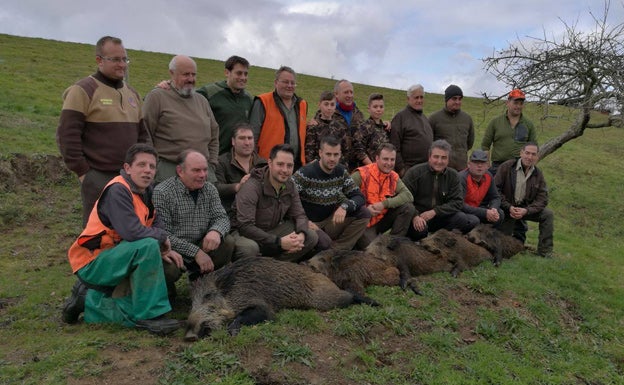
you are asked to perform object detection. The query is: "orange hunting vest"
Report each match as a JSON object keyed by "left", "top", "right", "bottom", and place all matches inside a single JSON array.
[
  {"left": 67, "top": 175, "right": 154, "bottom": 273},
  {"left": 256, "top": 92, "right": 307, "bottom": 165},
  {"left": 357, "top": 163, "right": 398, "bottom": 227},
  {"left": 464, "top": 173, "right": 492, "bottom": 207}
]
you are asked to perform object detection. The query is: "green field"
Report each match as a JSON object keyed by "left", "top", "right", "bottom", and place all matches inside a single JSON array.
[{"left": 0, "top": 33, "right": 623, "bottom": 385}]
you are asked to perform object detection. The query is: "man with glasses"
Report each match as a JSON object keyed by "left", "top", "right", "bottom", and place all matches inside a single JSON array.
[
  {"left": 143, "top": 55, "right": 219, "bottom": 183},
  {"left": 249, "top": 66, "right": 307, "bottom": 169},
  {"left": 57, "top": 36, "right": 150, "bottom": 226}
]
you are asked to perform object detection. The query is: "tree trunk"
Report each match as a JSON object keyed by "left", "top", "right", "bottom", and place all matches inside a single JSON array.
[{"left": 539, "top": 109, "right": 591, "bottom": 160}]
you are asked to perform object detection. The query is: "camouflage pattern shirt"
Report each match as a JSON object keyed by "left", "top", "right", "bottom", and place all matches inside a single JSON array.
[
  {"left": 305, "top": 110, "right": 350, "bottom": 167},
  {"left": 352, "top": 117, "right": 390, "bottom": 167}
]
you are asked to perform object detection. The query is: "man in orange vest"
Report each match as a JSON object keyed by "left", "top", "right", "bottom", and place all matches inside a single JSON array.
[
  {"left": 351, "top": 143, "right": 416, "bottom": 248},
  {"left": 61, "top": 143, "right": 183, "bottom": 335},
  {"left": 249, "top": 66, "right": 307, "bottom": 169},
  {"left": 458, "top": 150, "right": 504, "bottom": 227}
]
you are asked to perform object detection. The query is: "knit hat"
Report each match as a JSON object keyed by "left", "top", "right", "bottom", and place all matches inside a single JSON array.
[{"left": 444, "top": 84, "right": 463, "bottom": 102}]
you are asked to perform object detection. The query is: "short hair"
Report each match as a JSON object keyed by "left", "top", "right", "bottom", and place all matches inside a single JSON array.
[
  {"left": 96, "top": 36, "right": 122, "bottom": 56},
  {"left": 175, "top": 149, "right": 205, "bottom": 166},
  {"left": 231, "top": 122, "right": 254, "bottom": 139},
  {"left": 319, "top": 90, "right": 335, "bottom": 102},
  {"left": 429, "top": 139, "right": 452, "bottom": 156},
  {"left": 375, "top": 142, "right": 396, "bottom": 157},
  {"left": 368, "top": 93, "right": 384, "bottom": 105},
  {"left": 333, "top": 79, "right": 351, "bottom": 93},
  {"left": 320, "top": 135, "right": 341, "bottom": 149},
  {"left": 275, "top": 66, "right": 296, "bottom": 81},
  {"left": 522, "top": 142, "right": 539, "bottom": 151},
  {"left": 125, "top": 143, "right": 158, "bottom": 165},
  {"left": 168, "top": 55, "right": 196, "bottom": 72},
  {"left": 407, "top": 84, "right": 424, "bottom": 97},
  {"left": 269, "top": 144, "right": 295, "bottom": 160},
  {"left": 224, "top": 55, "right": 249, "bottom": 71}
]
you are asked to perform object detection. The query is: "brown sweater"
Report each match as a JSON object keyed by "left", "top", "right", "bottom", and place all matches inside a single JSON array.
[
  {"left": 56, "top": 71, "right": 149, "bottom": 176},
  {"left": 143, "top": 87, "right": 219, "bottom": 165}
]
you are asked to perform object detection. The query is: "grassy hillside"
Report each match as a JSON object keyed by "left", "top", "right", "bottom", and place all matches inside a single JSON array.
[{"left": 0, "top": 33, "right": 623, "bottom": 385}]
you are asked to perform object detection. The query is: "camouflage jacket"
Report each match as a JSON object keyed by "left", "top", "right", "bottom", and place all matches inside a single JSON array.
[
  {"left": 305, "top": 110, "right": 350, "bottom": 167},
  {"left": 352, "top": 117, "right": 390, "bottom": 167}
]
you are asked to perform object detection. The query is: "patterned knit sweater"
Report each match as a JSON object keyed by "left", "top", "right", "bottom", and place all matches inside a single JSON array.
[{"left": 292, "top": 160, "right": 365, "bottom": 222}]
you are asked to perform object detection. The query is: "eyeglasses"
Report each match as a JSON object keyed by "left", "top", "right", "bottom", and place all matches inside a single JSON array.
[
  {"left": 99, "top": 56, "right": 130, "bottom": 64},
  {"left": 278, "top": 80, "right": 297, "bottom": 87}
]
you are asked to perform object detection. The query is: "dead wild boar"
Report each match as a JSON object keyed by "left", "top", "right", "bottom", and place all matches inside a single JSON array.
[{"left": 465, "top": 224, "right": 525, "bottom": 265}]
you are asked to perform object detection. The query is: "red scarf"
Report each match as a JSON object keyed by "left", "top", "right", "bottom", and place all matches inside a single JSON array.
[
  {"left": 338, "top": 101, "right": 354, "bottom": 112},
  {"left": 464, "top": 173, "right": 491, "bottom": 207}
]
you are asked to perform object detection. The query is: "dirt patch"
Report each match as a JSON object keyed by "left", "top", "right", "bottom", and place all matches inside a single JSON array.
[{"left": 0, "top": 153, "right": 71, "bottom": 192}]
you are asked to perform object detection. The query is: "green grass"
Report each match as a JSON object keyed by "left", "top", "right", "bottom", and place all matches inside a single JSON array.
[{"left": 1, "top": 33, "right": 623, "bottom": 384}]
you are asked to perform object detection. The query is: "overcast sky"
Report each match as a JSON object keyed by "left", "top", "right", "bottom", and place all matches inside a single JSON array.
[{"left": 1, "top": 0, "right": 620, "bottom": 97}]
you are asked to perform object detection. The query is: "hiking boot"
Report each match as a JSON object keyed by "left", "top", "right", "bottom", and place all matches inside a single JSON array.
[
  {"left": 135, "top": 317, "right": 181, "bottom": 336},
  {"left": 62, "top": 280, "right": 87, "bottom": 324}
]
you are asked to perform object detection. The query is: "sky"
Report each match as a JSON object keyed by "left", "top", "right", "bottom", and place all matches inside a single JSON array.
[{"left": 1, "top": 0, "right": 620, "bottom": 98}]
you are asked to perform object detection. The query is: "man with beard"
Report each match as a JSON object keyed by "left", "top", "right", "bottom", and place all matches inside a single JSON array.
[
  {"left": 232, "top": 144, "right": 318, "bottom": 261},
  {"left": 390, "top": 84, "right": 434, "bottom": 176},
  {"left": 429, "top": 84, "right": 475, "bottom": 171},
  {"left": 143, "top": 55, "right": 219, "bottom": 183},
  {"left": 403, "top": 140, "right": 478, "bottom": 241},
  {"left": 196, "top": 55, "right": 254, "bottom": 155},
  {"left": 292, "top": 136, "right": 370, "bottom": 251},
  {"left": 57, "top": 36, "right": 150, "bottom": 226}
]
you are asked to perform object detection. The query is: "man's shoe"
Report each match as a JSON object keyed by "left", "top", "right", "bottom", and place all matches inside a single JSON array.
[
  {"left": 62, "top": 280, "right": 88, "bottom": 324},
  {"left": 135, "top": 317, "right": 180, "bottom": 336}
]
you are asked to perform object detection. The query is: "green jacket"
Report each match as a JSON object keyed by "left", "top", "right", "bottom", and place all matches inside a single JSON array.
[
  {"left": 196, "top": 80, "right": 253, "bottom": 155},
  {"left": 429, "top": 107, "right": 474, "bottom": 170},
  {"left": 481, "top": 112, "right": 537, "bottom": 163}
]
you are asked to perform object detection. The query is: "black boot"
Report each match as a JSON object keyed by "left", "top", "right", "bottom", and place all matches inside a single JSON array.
[
  {"left": 135, "top": 316, "right": 180, "bottom": 336},
  {"left": 62, "top": 280, "right": 87, "bottom": 324}
]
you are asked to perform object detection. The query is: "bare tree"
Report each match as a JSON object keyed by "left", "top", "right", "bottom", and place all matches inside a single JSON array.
[{"left": 482, "top": 1, "right": 624, "bottom": 159}]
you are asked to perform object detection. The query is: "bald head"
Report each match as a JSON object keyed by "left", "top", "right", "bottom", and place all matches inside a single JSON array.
[{"left": 169, "top": 55, "right": 197, "bottom": 96}]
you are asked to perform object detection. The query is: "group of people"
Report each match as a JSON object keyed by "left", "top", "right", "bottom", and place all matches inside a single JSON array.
[{"left": 57, "top": 36, "right": 554, "bottom": 335}]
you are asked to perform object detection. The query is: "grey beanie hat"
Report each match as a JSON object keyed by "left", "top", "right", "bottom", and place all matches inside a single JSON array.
[{"left": 444, "top": 84, "right": 463, "bottom": 102}]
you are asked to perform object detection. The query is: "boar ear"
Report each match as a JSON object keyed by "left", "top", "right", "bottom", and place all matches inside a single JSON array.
[
  {"left": 444, "top": 238, "right": 457, "bottom": 247},
  {"left": 387, "top": 237, "right": 401, "bottom": 251}
]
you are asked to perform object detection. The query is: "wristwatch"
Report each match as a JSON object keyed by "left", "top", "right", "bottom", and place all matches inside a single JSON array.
[{"left": 340, "top": 202, "right": 349, "bottom": 210}]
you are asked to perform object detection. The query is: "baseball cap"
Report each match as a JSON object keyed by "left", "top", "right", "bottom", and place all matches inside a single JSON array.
[
  {"left": 508, "top": 89, "right": 525, "bottom": 100},
  {"left": 469, "top": 150, "right": 488, "bottom": 162}
]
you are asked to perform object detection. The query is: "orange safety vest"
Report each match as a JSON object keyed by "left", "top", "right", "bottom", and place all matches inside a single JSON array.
[
  {"left": 357, "top": 163, "right": 398, "bottom": 227},
  {"left": 256, "top": 92, "right": 307, "bottom": 165},
  {"left": 67, "top": 175, "right": 155, "bottom": 273},
  {"left": 464, "top": 173, "right": 492, "bottom": 207}
]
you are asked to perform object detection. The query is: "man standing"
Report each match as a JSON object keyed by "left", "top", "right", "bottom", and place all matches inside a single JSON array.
[
  {"left": 390, "top": 84, "right": 433, "bottom": 176},
  {"left": 232, "top": 144, "right": 318, "bottom": 261},
  {"left": 143, "top": 55, "right": 219, "bottom": 183},
  {"left": 249, "top": 66, "right": 307, "bottom": 169},
  {"left": 429, "top": 84, "right": 475, "bottom": 171},
  {"left": 495, "top": 143, "right": 554, "bottom": 257},
  {"left": 196, "top": 55, "right": 253, "bottom": 155},
  {"left": 57, "top": 36, "right": 150, "bottom": 225},
  {"left": 332, "top": 79, "right": 365, "bottom": 167},
  {"left": 403, "top": 140, "right": 479, "bottom": 241},
  {"left": 292, "top": 136, "right": 370, "bottom": 251},
  {"left": 351, "top": 143, "right": 415, "bottom": 248},
  {"left": 481, "top": 88, "right": 537, "bottom": 175},
  {"left": 459, "top": 150, "right": 504, "bottom": 227},
  {"left": 153, "top": 150, "right": 235, "bottom": 282},
  {"left": 62, "top": 144, "right": 182, "bottom": 335},
  {"left": 351, "top": 93, "right": 391, "bottom": 167}
]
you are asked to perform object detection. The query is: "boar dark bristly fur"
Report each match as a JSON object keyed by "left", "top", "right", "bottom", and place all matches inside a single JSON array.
[
  {"left": 185, "top": 257, "right": 377, "bottom": 341},
  {"left": 301, "top": 249, "right": 401, "bottom": 296},
  {"left": 465, "top": 224, "right": 526, "bottom": 265},
  {"left": 419, "top": 229, "right": 493, "bottom": 274}
]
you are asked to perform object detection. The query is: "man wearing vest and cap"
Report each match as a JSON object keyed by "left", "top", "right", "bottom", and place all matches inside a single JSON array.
[
  {"left": 250, "top": 66, "right": 307, "bottom": 169},
  {"left": 62, "top": 143, "right": 182, "bottom": 335},
  {"left": 351, "top": 143, "right": 415, "bottom": 248},
  {"left": 429, "top": 84, "right": 475, "bottom": 171},
  {"left": 481, "top": 88, "right": 537, "bottom": 175},
  {"left": 459, "top": 149, "right": 504, "bottom": 227}
]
